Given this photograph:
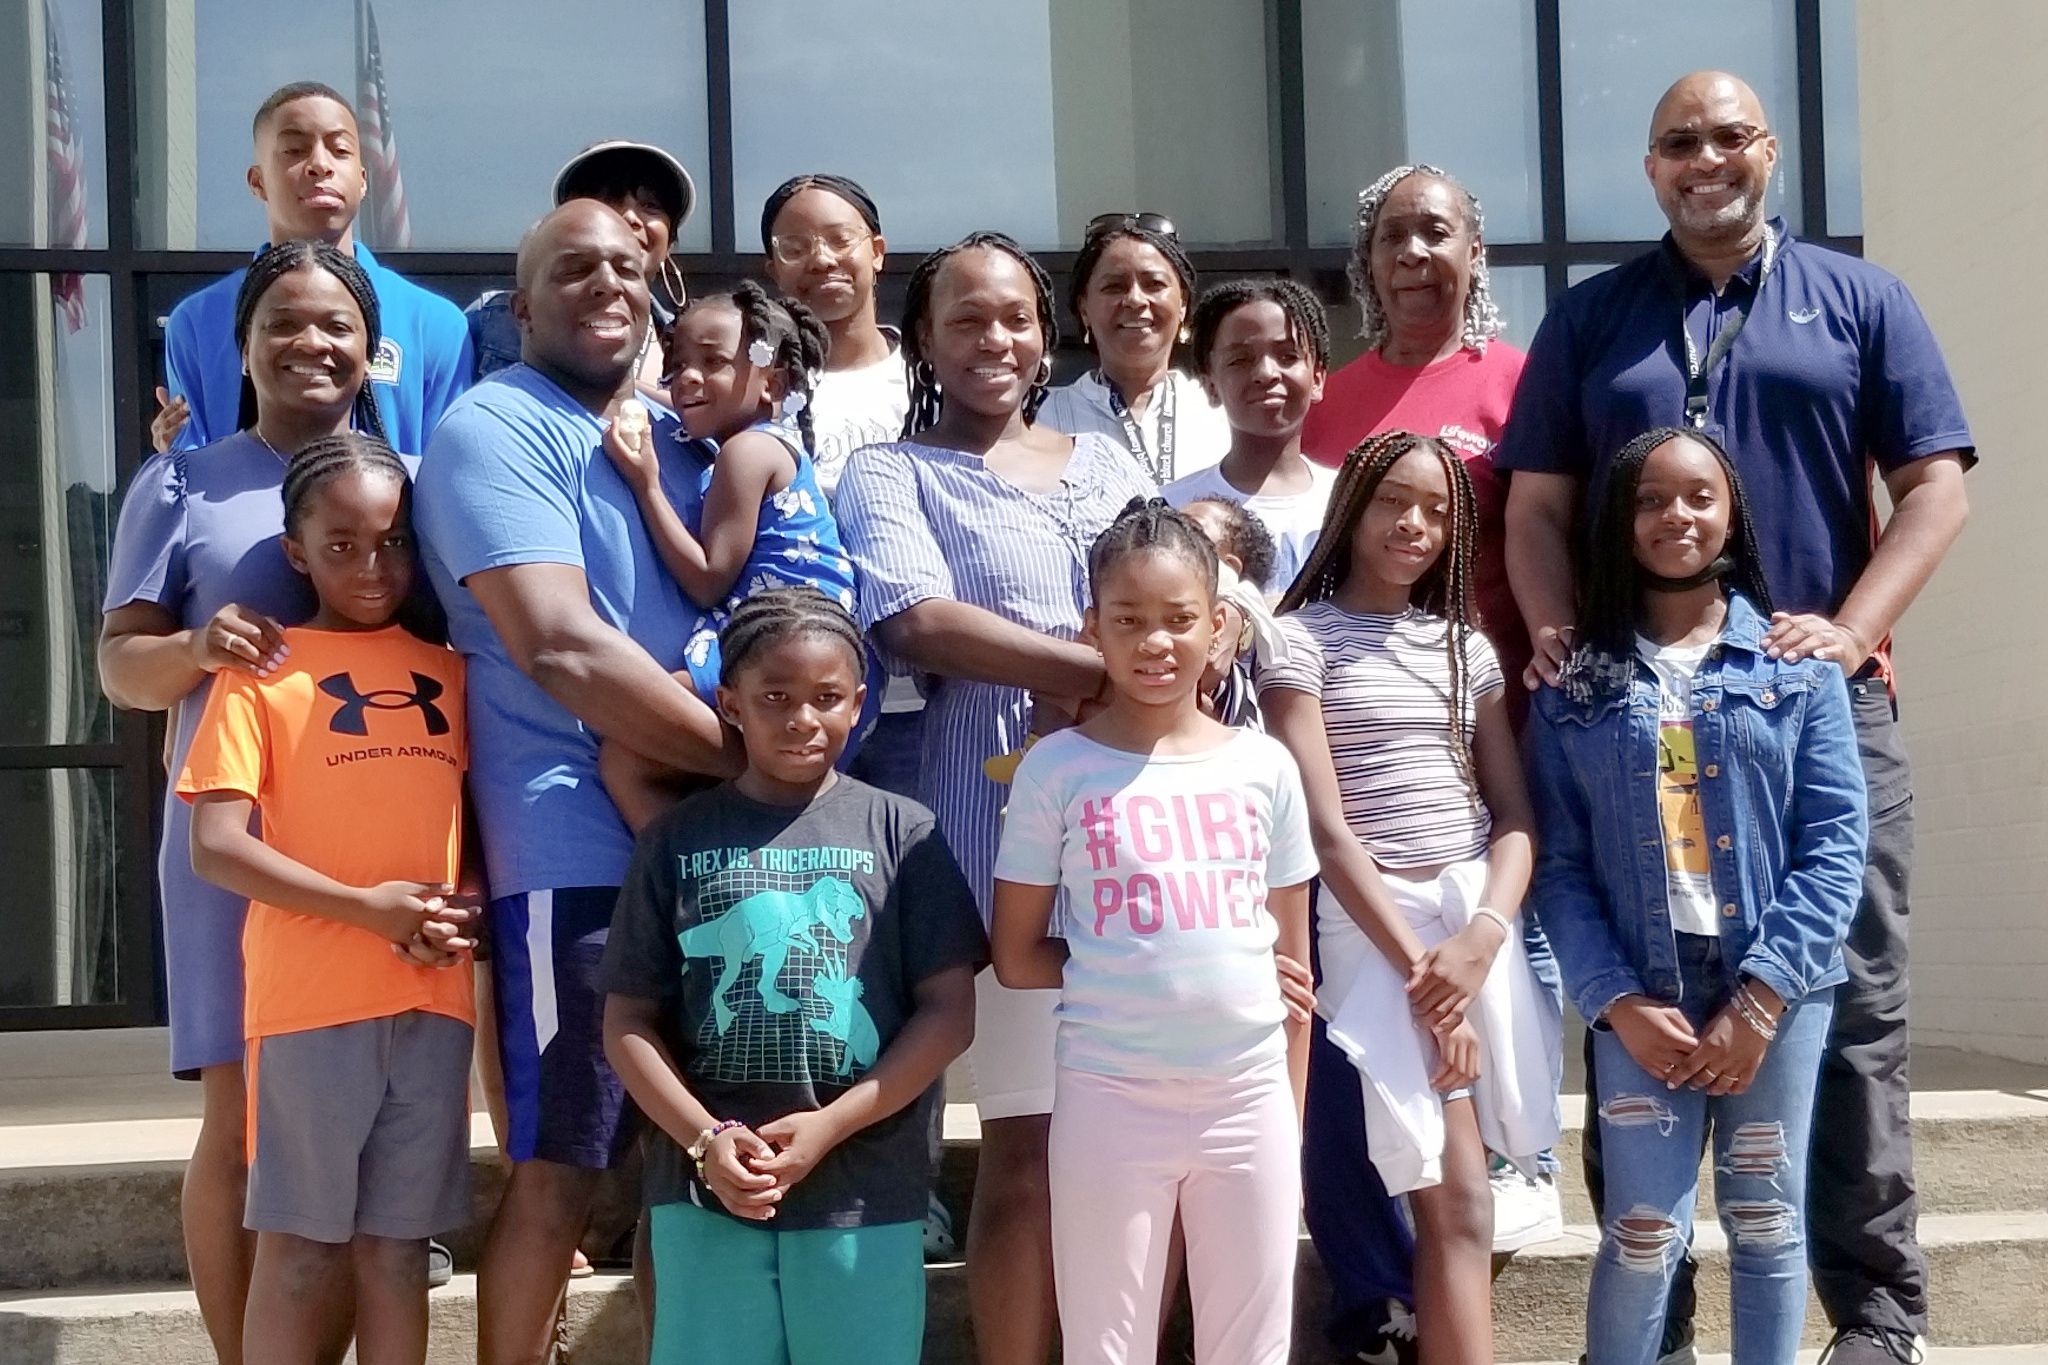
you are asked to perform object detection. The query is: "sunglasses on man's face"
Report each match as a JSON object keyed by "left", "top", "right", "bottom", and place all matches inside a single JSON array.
[
  {"left": 1651, "top": 123, "right": 1769, "bottom": 161},
  {"left": 1085, "top": 212, "right": 1178, "bottom": 241}
]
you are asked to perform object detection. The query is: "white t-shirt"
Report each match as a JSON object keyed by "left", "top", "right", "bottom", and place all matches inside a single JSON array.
[
  {"left": 993, "top": 727, "right": 1318, "bottom": 1079},
  {"left": 1035, "top": 368, "right": 1229, "bottom": 485},
  {"left": 1636, "top": 635, "right": 1722, "bottom": 937},
  {"left": 1161, "top": 458, "right": 1338, "bottom": 594},
  {"left": 810, "top": 344, "right": 911, "bottom": 498}
]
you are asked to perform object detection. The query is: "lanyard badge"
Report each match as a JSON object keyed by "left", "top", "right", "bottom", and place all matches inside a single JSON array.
[
  {"left": 1679, "top": 225, "right": 1780, "bottom": 430},
  {"left": 1100, "top": 372, "right": 1178, "bottom": 483}
]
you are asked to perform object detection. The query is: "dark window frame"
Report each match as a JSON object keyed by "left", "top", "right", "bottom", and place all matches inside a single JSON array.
[{"left": 0, "top": 0, "right": 1857, "bottom": 1028}]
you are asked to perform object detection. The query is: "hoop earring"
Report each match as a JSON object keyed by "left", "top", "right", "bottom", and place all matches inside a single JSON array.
[
  {"left": 660, "top": 255, "right": 689, "bottom": 311},
  {"left": 1033, "top": 357, "right": 1053, "bottom": 388},
  {"left": 913, "top": 361, "right": 938, "bottom": 390}
]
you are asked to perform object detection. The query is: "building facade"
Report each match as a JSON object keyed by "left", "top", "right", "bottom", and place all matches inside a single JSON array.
[{"left": 1, "top": 1, "right": 1899, "bottom": 1036}]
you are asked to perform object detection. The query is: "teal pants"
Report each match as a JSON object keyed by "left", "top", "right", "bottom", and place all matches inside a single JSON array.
[{"left": 648, "top": 1201, "right": 925, "bottom": 1364}]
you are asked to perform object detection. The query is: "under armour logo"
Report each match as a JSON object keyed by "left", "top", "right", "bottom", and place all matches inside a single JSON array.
[{"left": 319, "top": 671, "right": 450, "bottom": 737}]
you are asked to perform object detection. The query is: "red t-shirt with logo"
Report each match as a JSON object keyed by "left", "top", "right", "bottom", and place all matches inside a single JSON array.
[
  {"left": 177, "top": 625, "right": 473, "bottom": 1039},
  {"left": 1301, "top": 343, "right": 1531, "bottom": 717}
]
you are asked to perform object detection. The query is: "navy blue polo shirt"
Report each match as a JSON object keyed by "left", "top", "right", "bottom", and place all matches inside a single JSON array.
[{"left": 1496, "top": 218, "right": 1973, "bottom": 618}]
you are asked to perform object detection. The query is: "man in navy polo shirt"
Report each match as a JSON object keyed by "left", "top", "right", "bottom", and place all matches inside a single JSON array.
[
  {"left": 1500, "top": 71, "right": 1971, "bottom": 1365},
  {"left": 152, "top": 81, "right": 472, "bottom": 456}
]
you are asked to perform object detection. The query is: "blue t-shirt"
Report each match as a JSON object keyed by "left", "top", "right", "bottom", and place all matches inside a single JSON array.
[
  {"left": 163, "top": 242, "right": 474, "bottom": 457},
  {"left": 413, "top": 364, "right": 708, "bottom": 897},
  {"left": 1495, "top": 220, "right": 1974, "bottom": 619}
]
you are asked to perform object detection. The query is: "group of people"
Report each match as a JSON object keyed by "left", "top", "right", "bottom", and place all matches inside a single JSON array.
[{"left": 96, "top": 64, "right": 1972, "bottom": 1365}]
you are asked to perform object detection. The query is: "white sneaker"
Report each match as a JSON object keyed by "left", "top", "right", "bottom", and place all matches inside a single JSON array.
[
  {"left": 1489, "top": 1156, "right": 1564, "bottom": 1252},
  {"left": 921, "top": 1190, "right": 958, "bottom": 1261}
]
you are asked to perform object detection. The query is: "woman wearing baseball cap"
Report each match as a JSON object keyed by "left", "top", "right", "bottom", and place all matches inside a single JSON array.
[{"left": 467, "top": 140, "right": 698, "bottom": 390}]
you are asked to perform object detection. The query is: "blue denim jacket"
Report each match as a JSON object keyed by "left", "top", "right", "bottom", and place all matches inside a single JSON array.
[{"left": 1525, "top": 591, "right": 1867, "bottom": 1023}]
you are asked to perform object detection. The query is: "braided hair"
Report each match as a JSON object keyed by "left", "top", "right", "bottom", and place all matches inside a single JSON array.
[
  {"left": 281, "top": 431, "right": 410, "bottom": 536},
  {"left": 1183, "top": 496, "right": 1278, "bottom": 592},
  {"left": 1347, "top": 164, "right": 1504, "bottom": 353},
  {"left": 1068, "top": 222, "right": 1196, "bottom": 358},
  {"left": 1187, "top": 277, "right": 1330, "bottom": 376},
  {"left": 1281, "top": 430, "right": 1484, "bottom": 783},
  {"left": 280, "top": 432, "right": 444, "bottom": 641},
  {"left": 1087, "top": 496, "right": 1219, "bottom": 600},
  {"left": 684, "top": 281, "right": 831, "bottom": 454},
  {"left": 899, "top": 232, "right": 1059, "bottom": 439},
  {"left": 718, "top": 585, "right": 866, "bottom": 687},
  {"left": 232, "top": 239, "right": 386, "bottom": 440},
  {"left": 1578, "top": 426, "right": 1774, "bottom": 658}
]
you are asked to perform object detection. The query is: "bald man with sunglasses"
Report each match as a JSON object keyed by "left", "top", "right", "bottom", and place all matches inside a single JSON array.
[{"left": 1498, "top": 71, "right": 1972, "bottom": 1365}]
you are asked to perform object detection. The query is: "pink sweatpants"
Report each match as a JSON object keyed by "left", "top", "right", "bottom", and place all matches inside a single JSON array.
[{"left": 1048, "top": 1057, "right": 1300, "bottom": 1365}]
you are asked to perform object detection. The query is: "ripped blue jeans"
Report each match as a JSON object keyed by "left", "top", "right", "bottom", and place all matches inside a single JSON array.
[{"left": 1587, "top": 933, "right": 1833, "bottom": 1365}]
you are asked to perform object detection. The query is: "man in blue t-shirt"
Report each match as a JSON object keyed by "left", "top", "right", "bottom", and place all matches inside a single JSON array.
[
  {"left": 152, "top": 81, "right": 472, "bottom": 457},
  {"left": 1499, "top": 71, "right": 1972, "bottom": 1365},
  {"left": 414, "top": 199, "right": 734, "bottom": 1364}
]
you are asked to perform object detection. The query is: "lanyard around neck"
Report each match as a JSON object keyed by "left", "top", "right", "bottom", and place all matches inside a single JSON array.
[
  {"left": 1677, "top": 224, "right": 1780, "bottom": 430},
  {"left": 1098, "top": 370, "right": 1176, "bottom": 483}
]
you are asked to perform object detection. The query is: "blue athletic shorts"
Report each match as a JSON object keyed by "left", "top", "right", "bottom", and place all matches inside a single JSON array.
[{"left": 489, "top": 885, "right": 638, "bottom": 1169}]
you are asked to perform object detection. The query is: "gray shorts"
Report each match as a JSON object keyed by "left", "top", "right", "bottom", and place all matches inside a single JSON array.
[{"left": 247, "top": 1011, "right": 474, "bottom": 1243}]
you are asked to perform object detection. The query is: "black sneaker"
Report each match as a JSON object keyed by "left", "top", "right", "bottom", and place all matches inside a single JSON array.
[
  {"left": 427, "top": 1239, "right": 454, "bottom": 1288},
  {"left": 1818, "top": 1326, "right": 1928, "bottom": 1365}
]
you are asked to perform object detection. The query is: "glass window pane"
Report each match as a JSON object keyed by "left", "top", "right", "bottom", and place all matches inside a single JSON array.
[
  {"left": 0, "top": 273, "right": 116, "bottom": 748},
  {"left": 1303, "top": 0, "right": 1541, "bottom": 247},
  {"left": 729, "top": 0, "right": 1275, "bottom": 251},
  {"left": 1488, "top": 265, "right": 1549, "bottom": 352},
  {"left": 1569, "top": 261, "right": 1618, "bottom": 286},
  {"left": 135, "top": 1, "right": 711, "bottom": 251},
  {"left": 0, "top": 767, "right": 124, "bottom": 1008},
  {"left": 1560, "top": 0, "right": 1803, "bottom": 241},
  {"left": 0, "top": 0, "right": 110, "bottom": 248},
  {"left": 1821, "top": 0, "right": 1861, "bottom": 236}
]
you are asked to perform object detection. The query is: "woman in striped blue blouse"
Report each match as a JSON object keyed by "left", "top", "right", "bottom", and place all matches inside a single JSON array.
[{"left": 834, "top": 231, "right": 1154, "bottom": 1365}]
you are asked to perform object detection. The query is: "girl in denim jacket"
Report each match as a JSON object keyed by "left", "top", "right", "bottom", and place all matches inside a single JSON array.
[{"left": 1525, "top": 427, "right": 1868, "bottom": 1365}]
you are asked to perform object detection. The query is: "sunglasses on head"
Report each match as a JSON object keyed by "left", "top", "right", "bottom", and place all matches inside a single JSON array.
[
  {"left": 1651, "top": 122, "right": 1769, "bottom": 161},
  {"left": 1085, "top": 212, "right": 1178, "bottom": 241}
]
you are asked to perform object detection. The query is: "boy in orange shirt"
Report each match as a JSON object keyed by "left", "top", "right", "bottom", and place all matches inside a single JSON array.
[{"left": 180, "top": 433, "right": 476, "bottom": 1365}]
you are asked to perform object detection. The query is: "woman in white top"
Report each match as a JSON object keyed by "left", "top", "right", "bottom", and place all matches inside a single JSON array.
[
  {"left": 761, "top": 173, "right": 911, "bottom": 498},
  {"left": 1036, "top": 213, "right": 1230, "bottom": 484}
]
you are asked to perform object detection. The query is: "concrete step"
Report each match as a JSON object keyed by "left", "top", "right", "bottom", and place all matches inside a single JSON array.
[
  {"left": 4, "top": 1213, "right": 2045, "bottom": 1363},
  {"left": 6, "top": 1076, "right": 2046, "bottom": 1293}
]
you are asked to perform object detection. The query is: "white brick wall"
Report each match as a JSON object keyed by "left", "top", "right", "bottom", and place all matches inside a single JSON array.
[{"left": 1861, "top": 5, "right": 2048, "bottom": 1063}]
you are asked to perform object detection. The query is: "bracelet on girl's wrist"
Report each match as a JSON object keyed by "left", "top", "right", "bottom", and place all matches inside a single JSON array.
[
  {"left": 1731, "top": 984, "right": 1779, "bottom": 1041},
  {"left": 1470, "top": 906, "right": 1514, "bottom": 939}
]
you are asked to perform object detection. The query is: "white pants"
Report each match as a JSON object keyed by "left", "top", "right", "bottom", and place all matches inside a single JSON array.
[
  {"left": 1319, "top": 857, "right": 1563, "bottom": 1195},
  {"left": 1048, "top": 1057, "right": 1299, "bottom": 1365}
]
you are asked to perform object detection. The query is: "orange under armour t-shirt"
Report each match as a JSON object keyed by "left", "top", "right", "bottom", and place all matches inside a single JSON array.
[{"left": 177, "top": 625, "right": 474, "bottom": 1039}]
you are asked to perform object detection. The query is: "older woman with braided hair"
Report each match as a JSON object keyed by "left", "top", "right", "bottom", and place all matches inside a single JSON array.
[{"left": 1303, "top": 164, "right": 1531, "bottom": 708}]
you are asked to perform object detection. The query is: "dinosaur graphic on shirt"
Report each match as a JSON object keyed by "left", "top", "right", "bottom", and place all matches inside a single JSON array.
[
  {"left": 680, "top": 875, "right": 865, "bottom": 1033},
  {"left": 810, "top": 964, "right": 881, "bottom": 1076}
]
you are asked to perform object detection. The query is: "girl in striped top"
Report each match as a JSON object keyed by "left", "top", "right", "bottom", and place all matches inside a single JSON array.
[{"left": 1259, "top": 430, "right": 1561, "bottom": 1365}]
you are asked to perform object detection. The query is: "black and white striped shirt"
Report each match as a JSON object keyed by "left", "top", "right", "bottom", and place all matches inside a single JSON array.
[{"left": 1260, "top": 603, "right": 1504, "bottom": 869}]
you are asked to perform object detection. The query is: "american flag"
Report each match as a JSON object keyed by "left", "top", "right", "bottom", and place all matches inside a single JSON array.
[
  {"left": 355, "top": 0, "right": 412, "bottom": 250},
  {"left": 44, "top": 0, "right": 89, "bottom": 332}
]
